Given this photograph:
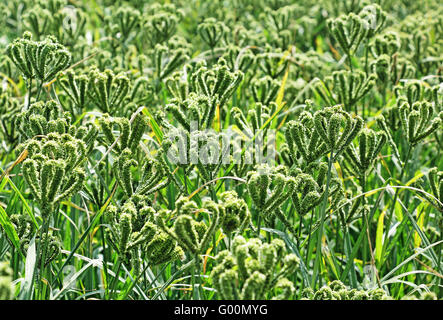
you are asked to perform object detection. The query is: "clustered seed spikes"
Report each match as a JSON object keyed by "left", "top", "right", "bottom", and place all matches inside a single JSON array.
[
  {"left": 232, "top": 102, "right": 276, "bottom": 139},
  {"left": 9, "top": 212, "right": 35, "bottom": 254},
  {"left": 190, "top": 130, "right": 224, "bottom": 181},
  {"left": 422, "top": 168, "right": 443, "bottom": 213},
  {"left": 375, "top": 114, "right": 401, "bottom": 162},
  {"left": 153, "top": 192, "right": 249, "bottom": 258},
  {"left": 87, "top": 68, "right": 130, "bottom": 115},
  {"left": 6, "top": 32, "right": 71, "bottom": 84},
  {"left": 390, "top": 56, "right": 417, "bottom": 85},
  {"left": 285, "top": 106, "right": 363, "bottom": 163},
  {"left": 290, "top": 172, "right": 322, "bottom": 217},
  {"left": 370, "top": 53, "right": 417, "bottom": 86},
  {"left": 160, "top": 126, "right": 190, "bottom": 171},
  {"left": 226, "top": 132, "right": 256, "bottom": 178},
  {"left": 0, "top": 0, "right": 442, "bottom": 302},
  {"left": 57, "top": 6, "right": 87, "bottom": 46},
  {"left": 143, "top": 4, "right": 182, "bottom": 46},
  {"left": 369, "top": 54, "right": 390, "bottom": 84},
  {"left": 113, "top": 149, "right": 169, "bottom": 199},
  {"left": 261, "top": 5, "right": 296, "bottom": 33},
  {"left": 285, "top": 110, "right": 329, "bottom": 164},
  {"left": 84, "top": 161, "right": 107, "bottom": 208},
  {"left": 359, "top": 4, "right": 387, "bottom": 38},
  {"left": 15, "top": 100, "right": 98, "bottom": 152},
  {"left": 247, "top": 165, "right": 297, "bottom": 232},
  {"left": 321, "top": 70, "right": 376, "bottom": 110},
  {"left": 370, "top": 32, "right": 401, "bottom": 59},
  {"left": 21, "top": 133, "right": 87, "bottom": 218},
  {"left": 22, "top": 7, "right": 53, "bottom": 39},
  {"left": 165, "top": 72, "right": 189, "bottom": 103},
  {"left": 291, "top": 164, "right": 343, "bottom": 217},
  {"left": 193, "top": 59, "right": 244, "bottom": 109},
  {"left": 0, "top": 87, "right": 20, "bottom": 146},
  {"left": 35, "top": 230, "right": 61, "bottom": 268},
  {"left": 58, "top": 69, "right": 89, "bottom": 114},
  {"left": 222, "top": 45, "right": 256, "bottom": 74},
  {"left": 15, "top": 100, "right": 70, "bottom": 139},
  {"left": 153, "top": 44, "right": 189, "bottom": 81},
  {"left": 411, "top": 31, "right": 429, "bottom": 73},
  {"left": 211, "top": 236, "right": 299, "bottom": 299},
  {"left": 22, "top": 0, "right": 87, "bottom": 47},
  {"left": 343, "top": 128, "right": 387, "bottom": 181},
  {"left": 98, "top": 112, "right": 147, "bottom": 153},
  {"left": 313, "top": 106, "right": 363, "bottom": 158},
  {"left": 156, "top": 197, "right": 225, "bottom": 255},
  {"left": 301, "top": 280, "right": 391, "bottom": 300},
  {"left": 430, "top": 85, "right": 443, "bottom": 112},
  {"left": 257, "top": 47, "right": 289, "bottom": 79},
  {"left": 396, "top": 100, "right": 442, "bottom": 146},
  {"left": 393, "top": 81, "right": 427, "bottom": 106},
  {"left": 327, "top": 13, "right": 369, "bottom": 57},
  {"left": 197, "top": 18, "right": 228, "bottom": 51},
  {"left": 165, "top": 60, "right": 243, "bottom": 131},
  {"left": 251, "top": 76, "right": 281, "bottom": 105},
  {"left": 108, "top": 6, "right": 140, "bottom": 42},
  {"left": 0, "top": 262, "right": 14, "bottom": 300},
  {"left": 219, "top": 191, "right": 251, "bottom": 235},
  {"left": 105, "top": 196, "right": 183, "bottom": 273}
]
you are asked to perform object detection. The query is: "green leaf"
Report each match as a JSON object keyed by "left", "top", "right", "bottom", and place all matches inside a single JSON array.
[
  {"left": 51, "top": 186, "right": 115, "bottom": 287},
  {"left": 142, "top": 107, "right": 164, "bottom": 143},
  {"left": 414, "top": 202, "right": 427, "bottom": 248},
  {"left": 262, "top": 227, "right": 311, "bottom": 287},
  {"left": 375, "top": 210, "right": 385, "bottom": 264},
  {"left": 394, "top": 201, "right": 403, "bottom": 222},
  {"left": 20, "top": 236, "right": 36, "bottom": 300},
  {"left": 0, "top": 167, "right": 39, "bottom": 229},
  {"left": 51, "top": 261, "right": 94, "bottom": 300}
]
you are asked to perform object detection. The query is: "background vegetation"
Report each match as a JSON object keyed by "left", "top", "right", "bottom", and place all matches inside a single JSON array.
[{"left": 0, "top": 0, "right": 442, "bottom": 300}]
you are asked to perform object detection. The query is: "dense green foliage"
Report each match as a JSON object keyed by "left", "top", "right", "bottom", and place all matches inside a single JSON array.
[{"left": 0, "top": 0, "right": 442, "bottom": 300}]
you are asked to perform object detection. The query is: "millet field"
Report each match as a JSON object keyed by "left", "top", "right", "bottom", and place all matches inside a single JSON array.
[{"left": 0, "top": 0, "right": 442, "bottom": 301}]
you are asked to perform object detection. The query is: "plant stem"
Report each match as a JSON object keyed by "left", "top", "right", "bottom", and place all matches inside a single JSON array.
[
  {"left": 364, "top": 38, "right": 369, "bottom": 75},
  {"left": 347, "top": 51, "right": 354, "bottom": 73},
  {"left": 109, "top": 261, "right": 122, "bottom": 300},
  {"left": 382, "top": 144, "right": 412, "bottom": 261},
  {"left": 36, "top": 80, "right": 43, "bottom": 101},
  {"left": 192, "top": 254, "right": 201, "bottom": 300},
  {"left": 311, "top": 153, "right": 333, "bottom": 288},
  {"left": 100, "top": 217, "right": 109, "bottom": 298},
  {"left": 304, "top": 209, "right": 315, "bottom": 266},
  {"left": 37, "top": 218, "right": 51, "bottom": 300}
]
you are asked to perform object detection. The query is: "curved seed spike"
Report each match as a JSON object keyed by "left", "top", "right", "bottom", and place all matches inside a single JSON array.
[
  {"left": 56, "top": 168, "right": 86, "bottom": 202},
  {"left": 314, "top": 111, "right": 330, "bottom": 148},
  {"left": 46, "top": 160, "right": 65, "bottom": 204},
  {"left": 173, "top": 215, "right": 200, "bottom": 253},
  {"left": 22, "top": 159, "right": 41, "bottom": 202},
  {"left": 376, "top": 115, "right": 401, "bottom": 161},
  {"left": 328, "top": 114, "right": 342, "bottom": 150}
]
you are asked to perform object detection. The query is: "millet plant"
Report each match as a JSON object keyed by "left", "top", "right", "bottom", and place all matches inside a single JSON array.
[{"left": 0, "top": 0, "right": 442, "bottom": 301}]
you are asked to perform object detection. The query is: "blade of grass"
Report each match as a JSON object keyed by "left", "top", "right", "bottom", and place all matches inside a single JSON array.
[
  {"left": 51, "top": 183, "right": 117, "bottom": 287},
  {"left": 51, "top": 261, "right": 94, "bottom": 300},
  {"left": 375, "top": 210, "right": 385, "bottom": 265},
  {"left": 380, "top": 240, "right": 443, "bottom": 283},
  {"left": 262, "top": 227, "right": 311, "bottom": 287},
  {"left": 0, "top": 167, "right": 39, "bottom": 228},
  {"left": 151, "top": 258, "right": 196, "bottom": 300},
  {"left": 0, "top": 205, "right": 24, "bottom": 259},
  {"left": 20, "top": 236, "right": 36, "bottom": 300}
]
